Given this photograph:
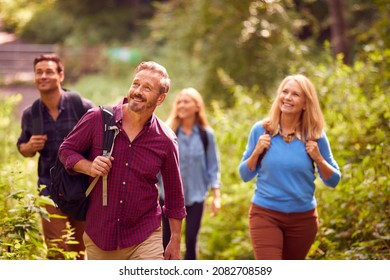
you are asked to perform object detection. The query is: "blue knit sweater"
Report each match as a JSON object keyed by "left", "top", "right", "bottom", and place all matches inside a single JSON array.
[{"left": 239, "top": 121, "right": 341, "bottom": 213}]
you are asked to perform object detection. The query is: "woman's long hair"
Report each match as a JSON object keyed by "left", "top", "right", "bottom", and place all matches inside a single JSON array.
[
  {"left": 166, "top": 87, "right": 209, "bottom": 132},
  {"left": 263, "top": 74, "right": 325, "bottom": 140}
]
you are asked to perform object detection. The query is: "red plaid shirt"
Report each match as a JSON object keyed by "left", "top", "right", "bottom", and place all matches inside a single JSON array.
[{"left": 59, "top": 98, "right": 186, "bottom": 250}]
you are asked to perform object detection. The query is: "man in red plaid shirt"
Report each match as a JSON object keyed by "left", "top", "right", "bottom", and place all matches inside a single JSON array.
[{"left": 59, "top": 61, "right": 186, "bottom": 260}]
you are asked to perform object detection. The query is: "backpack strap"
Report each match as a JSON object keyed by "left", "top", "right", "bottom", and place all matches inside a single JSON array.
[
  {"left": 199, "top": 126, "right": 209, "bottom": 156},
  {"left": 31, "top": 91, "right": 86, "bottom": 135},
  {"left": 66, "top": 91, "right": 87, "bottom": 120},
  {"left": 85, "top": 106, "right": 119, "bottom": 206},
  {"left": 175, "top": 125, "right": 209, "bottom": 163},
  {"left": 85, "top": 106, "right": 119, "bottom": 204},
  {"left": 257, "top": 129, "right": 270, "bottom": 166},
  {"left": 85, "top": 175, "right": 100, "bottom": 197},
  {"left": 100, "top": 105, "right": 119, "bottom": 158},
  {"left": 31, "top": 99, "right": 43, "bottom": 135}
]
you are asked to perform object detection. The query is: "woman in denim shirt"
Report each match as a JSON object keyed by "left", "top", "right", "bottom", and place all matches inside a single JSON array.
[{"left": 159, "top": 87, "right": 221, "bottom": 259}]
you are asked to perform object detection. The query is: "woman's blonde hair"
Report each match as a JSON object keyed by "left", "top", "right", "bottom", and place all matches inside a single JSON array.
[
  {"left": 166, "top": 87, "right": 209, "bottom": 132},
  {"left": 264, "top": 74, "right": 325, "bottom": 140}
]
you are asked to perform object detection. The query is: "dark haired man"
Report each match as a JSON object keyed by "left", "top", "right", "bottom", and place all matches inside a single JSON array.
[{"left": 17, "top": 54, "right": 94, "bottom": 259}]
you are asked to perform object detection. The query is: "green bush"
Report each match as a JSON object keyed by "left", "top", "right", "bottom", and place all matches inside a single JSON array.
[
  {"left": 308, "top": 52, "right": 390, "bottom": 260},
  {"left": 19, "top": 7, "right": 74, "bottom": 44},
  {"left": 0, "top": 95, "right": 46, "bottom": 259},
  {"left": 0, "top": 95, "right": 83, "bottom": 260},
  {"left": 199, "top": 85, "right": 269, "bottom": 259}
]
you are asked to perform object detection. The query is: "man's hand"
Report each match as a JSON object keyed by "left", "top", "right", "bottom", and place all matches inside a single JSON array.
[
  {"left": 73, "top": 156, "right": 114, "bottom": 177},
  {"left": 164, "top": 237, "right": 181, "bottom": 260},
  {"left": 164, "top": 218, "right": 183, "bottom": 260},
  {"left": 19, "top": 135, "right": 48, "bottom": 157},
  {"left": 89, "top": 156, "right": 114, "bottom": 177}
]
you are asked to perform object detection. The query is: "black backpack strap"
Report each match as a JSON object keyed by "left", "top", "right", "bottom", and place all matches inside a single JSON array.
[
  {"left": 100, "top": 105, "right": 118, "bottom": 157},
  {"left": 199, "top": 127, "right": 209, "bottom": 155},
  {"left": 66, "top": 91, "right": 87, "bottom": 120},
  {"left": 31, "top": 98, "right": 43, "bottom": 135},
  {"left": 257, "top": 129, "right": 270, "bottom": 166},
  {"left": 31, "top": 91, "right": 86, "bottom": 135},
  {"left": 98, "top": 105, "right": 119, "bottom": 206},
  {"left": 199, "top": 127, "right": 209, "bottom": 168},
  {"left": 175, "top": 125, "right": 209, "bottom": 162}
]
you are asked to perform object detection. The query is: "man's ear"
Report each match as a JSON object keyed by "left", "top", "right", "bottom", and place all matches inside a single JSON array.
[
  {"left": 59, "top": 71, "right": 65, "bottom": 83},
  {"left": 157, "top": 93, "right": 167, "bottom": 105}
]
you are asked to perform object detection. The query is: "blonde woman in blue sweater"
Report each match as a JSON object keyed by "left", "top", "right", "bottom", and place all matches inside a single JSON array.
[{"left": 239, "top": 74, "right": 341, "bottom": 260}]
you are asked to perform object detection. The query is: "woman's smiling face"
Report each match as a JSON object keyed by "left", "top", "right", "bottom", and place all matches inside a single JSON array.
[
  {"left": 279, "top": 79, "right": 306, "bottom": 115},
  {"left": 177, "top": 94, "right": 199, "bottom": 120}
]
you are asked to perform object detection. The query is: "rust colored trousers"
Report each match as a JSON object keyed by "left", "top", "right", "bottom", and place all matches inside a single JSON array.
[{"left": 248, "top": 203, "right": 319, "bottom": 260}]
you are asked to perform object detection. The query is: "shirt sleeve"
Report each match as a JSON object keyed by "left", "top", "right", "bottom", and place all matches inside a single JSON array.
[
  {"left": 206, "top": 128, "right": 221, "bottom": 189},
  {"left": 17, "top": 107, "right": 33, "bottom": 149},
  {"left": 82, "top": 97, "right": 95, "bottom": 111},
  {"left": 59, "top": 107, "right": 100, "bottom": 173},
  {"left": 160, "top": 137, "right": 186, "bottom": 220}
]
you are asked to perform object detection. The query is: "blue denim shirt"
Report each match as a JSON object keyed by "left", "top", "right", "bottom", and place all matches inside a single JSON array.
[{"left": 159, "top": 125, "right": 221, "bottom": 206}]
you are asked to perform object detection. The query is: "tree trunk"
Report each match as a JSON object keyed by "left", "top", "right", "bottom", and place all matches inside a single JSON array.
[{"left": 326, "top": 0, "right": 351, "bottom": 64}]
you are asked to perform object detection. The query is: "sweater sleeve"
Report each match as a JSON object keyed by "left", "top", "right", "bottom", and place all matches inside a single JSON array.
[
  {"left": 317, "top": 132, "right": 341, "bottom": 187},
  {"left": 239, "top": 122, "right": 264, "bottom": 182}
]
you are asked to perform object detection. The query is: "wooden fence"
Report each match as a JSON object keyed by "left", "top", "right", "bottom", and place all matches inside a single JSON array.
[
  {"left": 0, "top": 43, "right": 57, "bottom": 83},
  {"left": 0, "top": 43, "right": 106, "bottom": 84}
]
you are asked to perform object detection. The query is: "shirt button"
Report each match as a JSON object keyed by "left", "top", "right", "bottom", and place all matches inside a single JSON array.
[
  {"left": 129, "top": 144, "right": 131, "bottom": 147},
  {"left": 125, "top": 163, "right": 128, "bottom": 166},
  {"left": 120, "top": 200, "right": 123, "bottom": 203},
  {"left": 122, "top": 181, "right": 126, "bottom": 185},
  {"left": 117, "top": 218, "right": 120, "bottom": 222}
]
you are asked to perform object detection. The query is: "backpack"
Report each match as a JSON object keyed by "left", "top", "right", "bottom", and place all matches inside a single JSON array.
[
  {"left": 199, "top": 127, "right": 209, "bottom": 155},
  {"left": 176, "top": 126, "right": 209, "bottom": 158},
  {"left": 48, "top": 106, "right": 119, "bottom": 221},
  {"left": 31, "top": 90, "right": 86, "bottom": 135}
]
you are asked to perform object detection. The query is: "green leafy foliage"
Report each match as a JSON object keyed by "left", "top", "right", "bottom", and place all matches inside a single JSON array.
[
  {"left": 65, "top": 72, "right": 130, "bottom": 107},
  {"left": 149, "top": 0, "right": 312, "bottom": 105},
  {"left": 0, "top": 95, "right": 85, "bottom": 260},
  {"left": 18, "top": 7, "right": 74, "bottom": 44},
  {"left": 306, "top": 52, "right": 390, "bottom": 260},
  {"left": 0, "top": 94, "right": 45, "bottom": 259},
  {"left": 198, "top": 85, "right": 270, "bottom": 259}
]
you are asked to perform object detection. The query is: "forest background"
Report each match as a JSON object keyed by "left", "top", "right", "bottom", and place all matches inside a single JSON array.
[{"left": 0, "top": 0, "right": 388, "bottom": 260}]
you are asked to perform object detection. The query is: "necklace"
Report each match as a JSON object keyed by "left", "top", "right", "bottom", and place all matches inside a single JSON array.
[{"left": 280, "top": 127, "right": 296, "bottom": 143}]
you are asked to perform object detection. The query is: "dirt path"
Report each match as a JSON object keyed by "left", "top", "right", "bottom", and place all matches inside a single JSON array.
[{"left": 0, "top": 85, "right": 38, "bottom": 119}]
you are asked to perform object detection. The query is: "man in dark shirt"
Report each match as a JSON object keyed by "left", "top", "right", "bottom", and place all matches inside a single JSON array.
[
  {"left": 17, "top": 54, "right": 94, "bottom": 259},
  {"left": 59, "top": 61, "right": 186, "bottom": 260}
]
